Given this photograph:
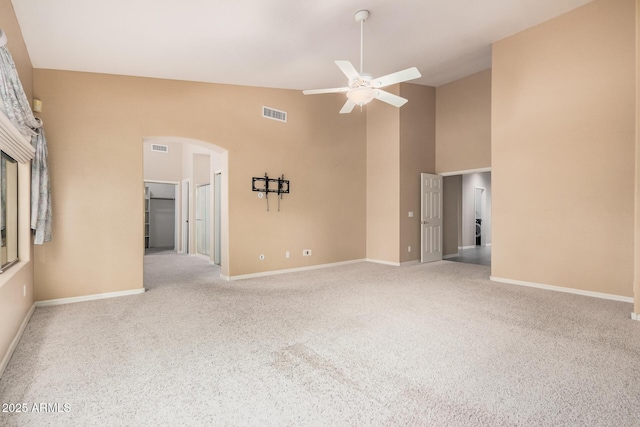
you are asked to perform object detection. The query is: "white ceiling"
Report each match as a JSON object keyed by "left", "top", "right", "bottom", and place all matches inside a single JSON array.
[{"left": 11, "top": 0, "right": 594, "bottom": 90}]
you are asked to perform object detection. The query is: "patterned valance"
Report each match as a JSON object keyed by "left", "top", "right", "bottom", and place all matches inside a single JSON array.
[
  {"left": 0, "top": 108, "right": 35, "bottom": 163},
  {"left": 0, "top": 30, "right": 51, "bottom": 244}
]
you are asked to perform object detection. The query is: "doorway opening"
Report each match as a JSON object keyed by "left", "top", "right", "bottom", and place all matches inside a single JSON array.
[
  {"left": 144, "top": 182, "right": 178, "bottom": 255},
  {"left": 442, "top": 170, "right": 492, "bottom": 267},
  {"left": 196, "top": 183, "right": 211, "bottom": 257},
  {"left": 142, "top": 137, "right": 229, "bottom": 283}
]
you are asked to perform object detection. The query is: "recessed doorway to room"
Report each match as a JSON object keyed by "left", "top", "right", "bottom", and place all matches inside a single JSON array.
[
  {"left": 442, "top": 170, "right": 492, "bottom": 266},
  {"left": 142, "top": 137, "right": 228, "bottom": 289},
  {"left": 145, "top": 182, "right": 178, "bottom": 255}
]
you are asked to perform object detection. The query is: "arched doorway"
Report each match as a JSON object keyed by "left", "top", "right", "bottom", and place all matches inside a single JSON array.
[{"left": 142, "top": 136, "right": 229, "bottom": 278}]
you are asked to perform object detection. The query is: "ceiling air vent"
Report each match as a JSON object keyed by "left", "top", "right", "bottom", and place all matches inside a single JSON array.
[
  {"left": 262, "top": 106, "right": 287, "bottom": 123},
  {"left": 151, "top": 144, "right": 168, "bottom": 153}
]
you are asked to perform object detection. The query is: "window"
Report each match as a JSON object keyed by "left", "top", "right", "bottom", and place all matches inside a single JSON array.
[{"left": 0, "top": 151, "right": 18, "bottom": 271}]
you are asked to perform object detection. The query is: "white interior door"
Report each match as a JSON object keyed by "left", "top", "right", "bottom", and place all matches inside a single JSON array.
[{"left": 421, "top": 173, "right": 443, "bottom": 263}]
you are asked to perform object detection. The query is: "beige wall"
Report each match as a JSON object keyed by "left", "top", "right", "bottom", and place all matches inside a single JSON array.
[
  {"left": 442, "top": 175, "right": 462, "bottom": 256},
  {"left": 366, "top": 83, "right": 436, "bottom": 264},
  {"left": 636, "top": 0, "right": 640, "bottom": 314},
  {"left": 0, "top": 0, "right": 35, "bottom": 375},
  {"left": 492, "top": 0, "right": 635, "bottom": 297},
  {"left": 399, "top": 83, "right": 436, "bottom": 263},
  {"left": 366, "top": 86, "right": 401, "bottom": 264},
  {"left": 436, "top": 69, "right": 491, "bottom": 174},
  {"left": 32, "top": 69, "right": 367, "bottom": 299}
]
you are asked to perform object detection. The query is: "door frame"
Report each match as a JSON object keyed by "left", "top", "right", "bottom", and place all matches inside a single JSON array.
[
  {"left": 144, "top": 180, "right": 179, "bottom": 252},
  {"left": 195, "top": 183, "right": 211, "bottom": 258},
  {"left": 181, "top": 179, "right": 190, "bottom": 254},
  {"left": 420, "top": 173, "right": 443, "bottom": 263},
  {"left": 214, "top": 171, "right": 222, "bottom": 266},
  {"left": 474, "top": 186, "right": 486, "bottom": 247}
]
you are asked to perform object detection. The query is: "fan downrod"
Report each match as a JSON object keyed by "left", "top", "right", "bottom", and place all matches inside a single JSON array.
[{"left": 354, "top": 10, "right": 369, "bottom": 23}]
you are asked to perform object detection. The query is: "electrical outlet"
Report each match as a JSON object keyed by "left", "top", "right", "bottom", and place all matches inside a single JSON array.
[
  {"left": 303, "top": 249, "right": 312, "bottom": 256},
  {"left": 285, "top": 251, "right": 290, "bottom": 258},
  {"left": 408, "top": 211, "right": 414, "bottom": 218}
]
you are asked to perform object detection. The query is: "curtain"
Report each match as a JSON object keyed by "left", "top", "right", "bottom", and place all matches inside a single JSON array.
[
  {"left": 0, "top": 44, "right": 52, "bottom": 244},
  {"left": 0, "top": 46, "right": 39, "bottom": 138},
  {"left": 31, "top": 121, "right": 51, "bottom": 244}
]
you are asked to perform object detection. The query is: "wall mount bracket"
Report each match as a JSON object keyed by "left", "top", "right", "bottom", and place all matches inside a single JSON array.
[{"left": 252, "top": 173, "right": 290, "bottom": 211}]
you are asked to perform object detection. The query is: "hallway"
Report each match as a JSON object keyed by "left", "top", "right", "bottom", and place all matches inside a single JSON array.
[
  {"left": 144, "top": 249, "right": 221, "bottom": 290},
  {"left": 447, "top": 246, "right": 491, "bottom": 267}
]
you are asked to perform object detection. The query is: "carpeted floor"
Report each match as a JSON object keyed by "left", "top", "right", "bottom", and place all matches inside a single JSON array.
[{"left": 1, "top": 253, "right": 639, "bottom": 426}]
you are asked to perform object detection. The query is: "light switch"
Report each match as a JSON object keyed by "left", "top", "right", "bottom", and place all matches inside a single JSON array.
[{"left": 408, "top": 211, "right": 414, "bottom": 218}]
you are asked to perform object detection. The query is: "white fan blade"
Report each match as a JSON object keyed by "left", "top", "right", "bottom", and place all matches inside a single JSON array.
[
  {"left": 303, "top": 87, "right": 350, "bottom": 95},
  {"left": 374, "top": 89, "right": 408, "bottom": 108},
  {"left": 339, "top": 99, "right": 356, "bottom": 114},
  {"left": 372, "top": 67, "right": 421, "bottom": 88},
  {"left": 335, "top": 60, "right": 360, "bottom": 81}
]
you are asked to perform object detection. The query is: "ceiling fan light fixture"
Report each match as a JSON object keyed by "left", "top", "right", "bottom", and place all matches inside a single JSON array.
[
  {"left": 302, "top": 9, "right": 420, "bottom": 113},
  {"left": 347, "top": 87, "right": 375, "bottom": 106}
]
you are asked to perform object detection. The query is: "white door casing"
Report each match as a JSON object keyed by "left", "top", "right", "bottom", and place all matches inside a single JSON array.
[
  {"left": 181, "top": 179, "right": 190, "bottom": 254},
  {"left": 214, "top": 172, "right": 222, "bottom": 265},
  {"left": 421, "top": 173, "right": 443, "bottom": 263}
]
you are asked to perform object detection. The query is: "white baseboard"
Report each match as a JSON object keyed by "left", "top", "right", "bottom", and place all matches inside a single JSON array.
[
  {"left": 460, "top": 246, "right": 475, "bottom": 250},
  {"left": 0, "top": 303, "right": 35, "bottom": 380},
  {"left": 35, "top": 288, "right": 146, "bottom": 307},
  {"left": 222, "top": 259, "right": 366, "bottom": 281},
  {"left": 365, "top": 258, "right": 401, "bottom": 267},
  {"left": 443, "top": 254, "right": 458, "bottom": 259},
  {"left": 632, "top": 312, "right": 639, "bottom": 321},
  {"left": 401, "top": 260, "right": 421, "bottom": 266},
  {"left": 490, "top": 276, "right": 634, "bottom": 303}
]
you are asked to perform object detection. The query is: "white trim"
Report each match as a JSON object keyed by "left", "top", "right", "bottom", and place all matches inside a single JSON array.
[
  {"left": 0, "top": 111, "right": 35, "bottom": 163},
  {"left": 490, "top": 276, "right": 634, "bottom": 303},
  {"left": 460, "top": 245, "right": 476, "bottom": 250},
  {"left": 365, "top": 258, "right": 401, "bottom": 267},
  {"left": 439, "top": 167, "right": 491, "bottom": 177},
  {"left": 0, "top": 303, "right": 35, "bottom": 379},
  {"left": 144, "top": 179, "right": 180, "bottom": 185},
  {"left": 401, "top": 260, "right": 421, "bottom": 266},
  {"left": 632, "top": 312, "right": 639, "bottom": 321},
  {"left": 35, "top": 288, "right": 145, "bottom": 307},
  {"left": 222, "top": 259, "right": 366, "bottom": 281},
  {"left": 443, "top": 253, "right": 458, "bottom": 259},
  {"left": 193, "top": 253, "right": 213, "bottom": 263}
]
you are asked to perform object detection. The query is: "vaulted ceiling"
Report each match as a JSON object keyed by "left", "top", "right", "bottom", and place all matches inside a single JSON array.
[{"left": 11, "top": 0, "right": 594, "bottom": 90}]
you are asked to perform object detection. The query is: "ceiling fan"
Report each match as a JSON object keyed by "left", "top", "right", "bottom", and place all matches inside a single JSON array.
[{"left": 303, "top": 10, "right": 422, "bottom": 114}]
